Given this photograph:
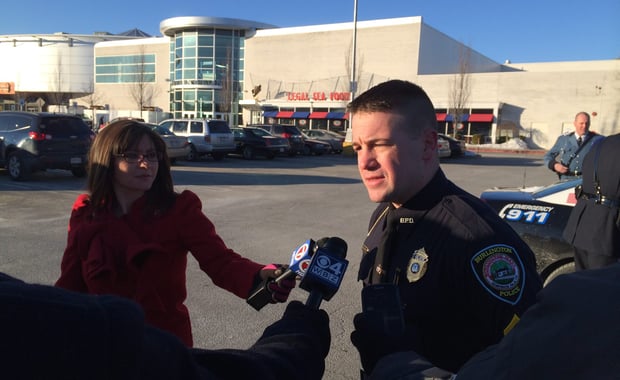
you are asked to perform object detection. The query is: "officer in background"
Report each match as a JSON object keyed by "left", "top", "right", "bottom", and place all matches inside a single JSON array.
[
  {"left": 348, "top": 80, "right": 542, "bottom": 375},
  {"left": 543, "top": 112, "right": 603, "bottom": 180},
  {"left": 563, "top": 133, "right": 620, "bottom": 270}
]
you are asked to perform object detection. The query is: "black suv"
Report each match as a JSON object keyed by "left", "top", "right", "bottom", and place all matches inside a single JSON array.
[
  {"left": 0, "top": 112, "right": 94, "bottom": 180},
  {"left": 251, "top": 124, "right": 305, "bottom": 156}
]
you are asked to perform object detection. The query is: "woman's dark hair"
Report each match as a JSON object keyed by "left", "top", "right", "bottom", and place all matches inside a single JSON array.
[{"left": 86, "top": 119, "right": 176, "bottom": 216}]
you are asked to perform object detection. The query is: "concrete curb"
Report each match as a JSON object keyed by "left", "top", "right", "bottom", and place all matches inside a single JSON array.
[{"left": 465, "top": 146, "right": 546, "bottom": 155}]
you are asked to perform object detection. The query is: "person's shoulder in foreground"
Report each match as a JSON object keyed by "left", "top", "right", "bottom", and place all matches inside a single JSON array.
[
  {"left": 0, "top": 272, "right": 330, "bottom": 380},
  {"left": 457, "top": 263, "right": 620, "bottom": 380},
  {"left": 367, "top": 263, "right": 620, "bottom": 380}
]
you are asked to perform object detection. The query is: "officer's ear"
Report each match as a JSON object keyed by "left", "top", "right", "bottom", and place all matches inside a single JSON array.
[{"left": 422, "top": 129, "right": 437, "bottom": 160}]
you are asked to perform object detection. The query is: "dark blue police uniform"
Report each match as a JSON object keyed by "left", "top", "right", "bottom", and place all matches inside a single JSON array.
[
  {"left": 359, "top": 169, "right": 542, "bottom": 372},
  {"left": 563, "top": 133, "right": 620, "bottom": 270},
  {"left": 543, "top": 131, "right": 603, "bottom": 180}
]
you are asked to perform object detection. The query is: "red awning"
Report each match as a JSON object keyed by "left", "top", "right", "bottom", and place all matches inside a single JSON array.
[
  {"left": 468, "top": 114, "right": 494, "bottom": 122},
  {"left": 436, "top": 113, "right": 447, "bottom": 122},
  {"left": 276, "top": 111, "right": 294, "bottom": 118},
  {"left": 309, "top": 111, "right": 329, "bottom": 119}
]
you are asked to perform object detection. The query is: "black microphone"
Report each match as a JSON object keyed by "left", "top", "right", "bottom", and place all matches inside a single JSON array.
[
  {"left": 247, "top": 239, "right": 317, "bottom": 311},
  {"left": 299, "top": 237, "right": 349, "bottom": 309}
]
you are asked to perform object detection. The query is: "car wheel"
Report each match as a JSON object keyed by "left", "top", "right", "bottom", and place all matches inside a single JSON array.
[
  {"left": 212, "top": 153, "right": 225, "bottom": 161},
  {"left": 542, "top": 261, "right": 575, "bottom": 287},
  {"left": 186, "top": 145, "right": 198, "bottom": 161},
  {"left": 242, "top": 146, "right": 255, "bottom": 160},
  {"left": 71, "top": 167, "right": 87, "bottom": 178},
  {"left": 8, "top": 152, "right": 30, "bottom": 181}
]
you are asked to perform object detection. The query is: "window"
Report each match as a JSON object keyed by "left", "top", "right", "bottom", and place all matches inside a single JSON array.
[
  {"left": 95, "top": 54, "right": 156, "bottom": 84},
  {"left": 171, "top": 121, "right": 188, "bottom": 134},
  {"left": 190, "top": 121, "right": 203, "bottom": 133}
]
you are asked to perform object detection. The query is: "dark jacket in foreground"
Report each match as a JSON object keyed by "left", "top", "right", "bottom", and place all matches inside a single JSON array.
[
  {"left": 0, "top": 273, "right": 329, "bottom": 380},
  {"left": 368, "top": 263, "right": 620, "bottom": 379},
  {"left": 457, "top": 263, "right": 620, "bottom": 379}
]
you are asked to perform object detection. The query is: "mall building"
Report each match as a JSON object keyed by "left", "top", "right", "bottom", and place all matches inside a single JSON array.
[{"left": 0, "top": 16, "right": 617, "bottom": 148}]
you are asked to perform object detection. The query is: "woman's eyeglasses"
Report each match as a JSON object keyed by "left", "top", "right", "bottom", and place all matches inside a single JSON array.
[{"left": 114, "top": 151, "right": 162, "bottom": 163}]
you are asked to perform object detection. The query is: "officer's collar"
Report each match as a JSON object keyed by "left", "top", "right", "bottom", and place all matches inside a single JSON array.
[{"left": 400, "top": 168, "right": 450, "bottom": 211}]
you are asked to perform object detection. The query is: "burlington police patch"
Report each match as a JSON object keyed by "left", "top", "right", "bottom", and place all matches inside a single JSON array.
[{"left": 470, "top": 244, "right": 525, "bottom": 305}]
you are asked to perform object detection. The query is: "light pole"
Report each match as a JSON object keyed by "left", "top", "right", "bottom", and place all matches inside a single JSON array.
[
  {"left": 350, "top": 0, "right": 358, "bottom": 101},
  {"left": 309, "top": 99, "right": 314, "bottom": 129}
]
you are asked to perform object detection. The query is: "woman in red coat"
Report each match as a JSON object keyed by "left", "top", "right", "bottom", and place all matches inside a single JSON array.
[{"left": 56, "top": 120, "right": 294, "bottom": 346}]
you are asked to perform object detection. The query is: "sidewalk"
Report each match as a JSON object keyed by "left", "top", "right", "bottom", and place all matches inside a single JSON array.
[{"left": 465, "top": 145, "right": 546, "bottom": 155}]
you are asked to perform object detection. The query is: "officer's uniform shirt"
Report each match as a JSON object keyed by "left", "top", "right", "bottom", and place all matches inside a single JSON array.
[
  {"left": 563, "top": 134, "right": 620, "bottom": 268},
  {"left": 543, "top": 131, "right": 603, "bottom": 180},
  {"left": 359, "top": 169, "right": 542, "bottom": 373}
]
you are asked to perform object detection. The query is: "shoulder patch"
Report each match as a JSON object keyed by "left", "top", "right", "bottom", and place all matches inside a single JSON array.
[{"left": 470, "top": 244, "right": 525, "bottom": 305}]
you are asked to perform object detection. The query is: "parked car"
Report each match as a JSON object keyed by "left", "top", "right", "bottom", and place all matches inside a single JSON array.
[
  {"left": 97, "top": 117, "right": 145, "bottom": 133},
  {"left": 251, "top": 124, "right": 305, "bottom": 156},
  {"left": 438, "top": 133, "right": 466, "bottom": 157},
  {"left": 159, "top": 118, "right": 235, "bottom": 161},
  {"left": 301, "top": 132, "right": 331, "bottom": 155},
  {"left": 480, "top": 178, "right": 580, "bottom": 286},
  {"left": 148, "top": 124, "right": 190, "bottom": 164},
  {"left": 302, "top": 129, "right": 344, "bottom": 153},
  {"left": 0, "top": 111, "right": 94, "bottom": 180},
  {"left": 437, "top": 136, "right": 451, "bottom": 158},
  {"left": 230, "top": 127, "right": 290, "bottom": 159}
]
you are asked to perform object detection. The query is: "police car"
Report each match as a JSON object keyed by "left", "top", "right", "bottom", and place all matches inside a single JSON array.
[{"left": 480, "top": 178, "right": 581, "bottom": 286}]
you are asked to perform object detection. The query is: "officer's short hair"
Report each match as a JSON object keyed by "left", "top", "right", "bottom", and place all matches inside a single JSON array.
[{"left": 347, "top": 80, "right": 436, "bottom": 138}]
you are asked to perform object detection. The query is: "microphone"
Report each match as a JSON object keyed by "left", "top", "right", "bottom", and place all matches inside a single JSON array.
[
  {"left": 299, "top": 237, "right": 349, "bottom": 309},
  {"left": 247, "top": 239, "right": 317, "bottom": 311}
]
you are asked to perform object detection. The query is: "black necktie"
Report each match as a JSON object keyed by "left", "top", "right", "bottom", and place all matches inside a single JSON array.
[
  {"left": 577, "top": 136, "right": 583, "bottom": 146},
  {"left": 371, "top": 208, "right": 398, "bottom": 284}
]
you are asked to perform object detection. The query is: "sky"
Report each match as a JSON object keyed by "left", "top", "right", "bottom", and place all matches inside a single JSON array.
[{"left": 2, "top": 0, "right": 618, "bottom": 63}]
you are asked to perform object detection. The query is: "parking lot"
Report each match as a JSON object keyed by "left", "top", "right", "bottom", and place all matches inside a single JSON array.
[{"left": 0, "top": 152, "right": 552, "bottom": 379}]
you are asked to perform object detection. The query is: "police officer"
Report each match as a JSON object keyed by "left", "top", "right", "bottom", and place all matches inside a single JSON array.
[
  {"left": 563, "top": 133, "right": 620, "bottom": 270},
  {"left": 347, "top": 80, "right": 542, "bottom": 375},
  {"left": 543, "top": 112, "right": 604, "bottom": 180}
]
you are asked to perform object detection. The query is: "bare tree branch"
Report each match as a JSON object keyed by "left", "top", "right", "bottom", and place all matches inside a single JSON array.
[{"left": 448, "top": 46, "right": 472, "bottom": 137}]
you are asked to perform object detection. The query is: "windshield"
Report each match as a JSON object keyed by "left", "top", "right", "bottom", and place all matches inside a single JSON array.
[{"left": 251, "top": 128, "right": 272, "bottom": 137}]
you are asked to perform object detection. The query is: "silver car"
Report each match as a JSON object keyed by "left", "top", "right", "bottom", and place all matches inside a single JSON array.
[
  {"left": 159, "top": 118, "right": 235, "bottom": 161},
  {"left": 148, "top": 124, "right": 190, "bottom": 164}
]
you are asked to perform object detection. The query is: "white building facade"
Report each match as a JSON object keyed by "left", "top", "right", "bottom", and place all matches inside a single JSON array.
[{"left": 0, "top": 16, "right": 617, "bottom": 148}]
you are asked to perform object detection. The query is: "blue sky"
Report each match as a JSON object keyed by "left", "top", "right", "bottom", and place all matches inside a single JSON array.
[{"left": 2, "top": 0, "right": 618, "bottom": 63}]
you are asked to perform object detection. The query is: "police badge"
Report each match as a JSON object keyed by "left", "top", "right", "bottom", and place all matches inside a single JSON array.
[{"left": 407, "top": 248, "right": 429, "bottom": 283}]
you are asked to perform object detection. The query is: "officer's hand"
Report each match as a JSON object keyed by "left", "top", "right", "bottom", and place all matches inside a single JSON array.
[
  {"left": 553, "top": 162, "right": 568, "bottom": 174},
  {"left": 350, "top": 312, "right": 416, "bottom": 374}
]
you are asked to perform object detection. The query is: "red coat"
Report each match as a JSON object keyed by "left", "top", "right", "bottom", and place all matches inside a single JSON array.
[{"left": 56, "top": 190, "right": 264, "bottom": 346}]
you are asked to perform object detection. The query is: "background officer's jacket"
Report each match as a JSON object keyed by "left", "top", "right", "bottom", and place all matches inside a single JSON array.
[{"left": 543, "top": 131, "right": 603, "bottom": 179}]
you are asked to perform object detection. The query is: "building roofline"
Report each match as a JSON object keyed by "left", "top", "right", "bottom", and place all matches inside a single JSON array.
[
  {"left": 255, "top": 16, "right": 422, "bottom": 37},
  {"left": 160, "top": 16, "right": 276, "bottom": 36}
]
